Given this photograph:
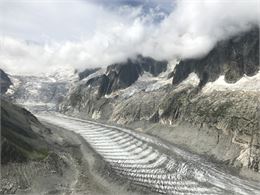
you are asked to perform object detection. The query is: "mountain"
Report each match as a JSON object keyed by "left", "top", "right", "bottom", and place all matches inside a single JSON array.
[
  {"left": 4, "top": 68, "right": 77, "bottom": 112},
  {"left": 170, "top": 27, "right": 259, "bottom": 86},
  {"left": 81, "top": 56, "right": 168, "bottom": 99},
  {"left": 0, "top": 69, "right": 12, "bottom": 94},
  {"left": 59, "top": 27, "right": 260, "bottom": 178},
  {"left": 1, "top": 99, "right": 50, "bottom": 164}
]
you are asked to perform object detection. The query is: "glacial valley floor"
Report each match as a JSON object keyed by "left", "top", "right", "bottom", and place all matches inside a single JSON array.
[{"left": 37, "top": 112, "right": 260, "bottom": 195}]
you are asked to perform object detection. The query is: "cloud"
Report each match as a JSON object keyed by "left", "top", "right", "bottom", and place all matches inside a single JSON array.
[
  {"left": 141, "top": 0, "right": 260, "bottom": 60},
  {"left": 0, "top": 0, "right": 259, "bottom": 75}
]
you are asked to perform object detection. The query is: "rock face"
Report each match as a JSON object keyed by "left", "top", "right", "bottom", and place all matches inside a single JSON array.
[
  {"left": 0, "top": 69, "right": 12, "bottom": 94},
  {"left": 83, "top": 55, "right": 168, "bottom": 97},
  {"left": 99, "top": 56, "right": 167, "bottom": 95},
  {"left": 60, "top": 27, "right": 260, "bottom": 176},
  {"left": 78, "top": 68, "right": 100, "bottom": 80},
  {"left": 171, "top": 27, "right": 259, "bottom": 86},
  {"left": 158, "top": 89, "right": 260, "bottom": 172}
]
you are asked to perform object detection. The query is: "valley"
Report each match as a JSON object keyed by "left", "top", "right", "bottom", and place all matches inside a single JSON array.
[{"left": 1, "top": 4, "right": 259, "bottom": 194}]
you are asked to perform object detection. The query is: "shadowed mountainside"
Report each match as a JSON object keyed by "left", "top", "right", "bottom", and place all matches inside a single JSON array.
[
  {"left": 1, "top": 98, "right": 50, "bottom": 164},
  {"left": 0, "top": 69, "right": 12, "bottom": 94}
]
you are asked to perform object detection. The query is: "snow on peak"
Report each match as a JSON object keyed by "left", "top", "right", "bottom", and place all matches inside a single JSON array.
[
  {"left": 202, "top": 71, "right": 260, "bottom": 93},
  {"left": 44, "top": 65, "right": 78, "bottom": 82},
  {"left": 177, "top": 72, "right": 200, "bottom": 88}
]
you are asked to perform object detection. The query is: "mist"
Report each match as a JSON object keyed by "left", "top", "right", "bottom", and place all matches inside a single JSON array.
[{"left": 0, "top": 0, "right": 259, "bottom": 75}]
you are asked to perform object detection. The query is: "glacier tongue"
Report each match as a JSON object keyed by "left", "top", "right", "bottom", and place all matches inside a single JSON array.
[{"left": 6, "top": 68, "right": 77, "bottom": 112}]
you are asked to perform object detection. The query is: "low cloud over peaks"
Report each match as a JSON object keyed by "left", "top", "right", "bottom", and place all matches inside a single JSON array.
[
  {"left": 1, "top": 0, "right": 259, "bottom": 75},
  {"left": 146, "top": 0, "right": 260, "bottom": 60}
]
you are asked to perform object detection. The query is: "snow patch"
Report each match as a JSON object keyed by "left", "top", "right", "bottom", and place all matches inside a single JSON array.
[
  {"left": 45, "top": 65, "right": 78, "bottom": 82},
  {"left": 181, "top": 73, "right": 200, "bottom": 86},
  {"left": 81, "top": 68, "right": 106, "bottom": 83},
  {"left": 145, "top": 78, "right": 172, "bottom": 92},
  {"left": 202, "top": 72, "right": 260, "bottom": 93},
  {"left": 5, "top": 76, "right": 21, "bottom": 95},
  {"left": 175, "top": 72, "right": 200, "bottom": 90}
]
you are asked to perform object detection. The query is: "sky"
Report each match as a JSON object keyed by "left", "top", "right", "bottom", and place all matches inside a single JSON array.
[{"left": 0, "top": 0, "right": 259, "bottom": 75}]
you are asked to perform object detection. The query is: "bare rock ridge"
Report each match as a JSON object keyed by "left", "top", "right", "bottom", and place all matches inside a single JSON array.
[
  {"left": 86, "top": 55, "right": 168, "bottom": 98},
  {"left": 60, "top": 27, "right": 260, "bottom": 177},
  {"left": 170, "top": 27, "right": 259, "bottom": 87}
]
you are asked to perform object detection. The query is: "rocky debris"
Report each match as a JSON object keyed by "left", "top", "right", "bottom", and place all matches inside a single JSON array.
[
  {"left": 159, "top": 90, "right": 260, "bottom": 171},
  {"left": 0, "top": 151, "right": 72, "bottom": 194},
  {"left": 0, "top": 69, "right": 12, "bottom": 94},
  {"left": 171, "top": 27, "right": 259, "bottom": 86}
]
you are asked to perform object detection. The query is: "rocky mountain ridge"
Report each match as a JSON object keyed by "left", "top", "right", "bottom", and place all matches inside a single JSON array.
[
  {"left": 59, "top": 27, "right": 260, "bottom": 178},
  {"left": 84, "top": 55, "right": 168, "bottom": 98},
  {"left": 171, "top": 27, "right": 259, "bottom": 87}
]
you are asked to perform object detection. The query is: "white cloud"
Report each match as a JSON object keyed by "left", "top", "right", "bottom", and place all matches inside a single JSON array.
[
  {"left": 0, "top": 0, "right": 259, "bottom": 75},
  {"left": 143, "top": 0, "right": 260, "bottom": 60}
]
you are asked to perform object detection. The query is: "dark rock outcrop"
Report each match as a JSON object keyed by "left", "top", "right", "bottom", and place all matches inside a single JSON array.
[
  {"left": 85, "top": 56, "right": 167, "bottom": 96},
  {"left": 0, "top": 69, "right": 12, "bottom": 94},
  {"left": 105, "top": 59, "right": 143, "bottom": 94},
  {"left": 86, "top": 74, "right": 110, "bottom": 98},
  {"left": 171, "top": 27, "right": 259, "bottom": 86},
  {"left": 106, "top": 55, "right": 168, "bottom": 94},
  {"left": 106, "top": 56, "right": 167, "bottom": 94},
  {"left": 136, "top": 55, "right": 168, "bottom": 77}
]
